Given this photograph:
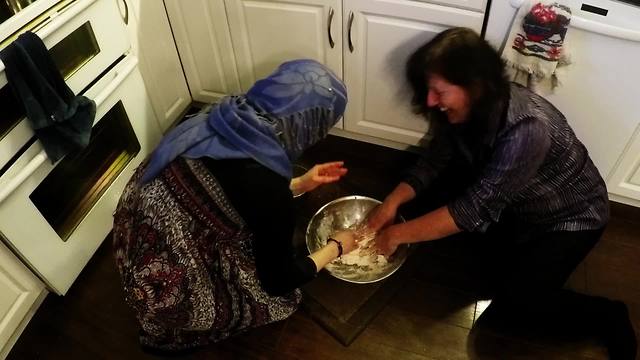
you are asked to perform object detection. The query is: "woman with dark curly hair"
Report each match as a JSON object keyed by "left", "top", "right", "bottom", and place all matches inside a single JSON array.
[
  {"left": 113, "top": 59, "right": 357, "bottom": 354},
  {"left": 369, "top": 27, "right": 636, "bottom": 359}
]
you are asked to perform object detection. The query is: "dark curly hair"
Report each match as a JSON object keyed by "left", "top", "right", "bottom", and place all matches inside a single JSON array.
[{"left": 406, "top": 27, "right": 510, "bottom": 121}]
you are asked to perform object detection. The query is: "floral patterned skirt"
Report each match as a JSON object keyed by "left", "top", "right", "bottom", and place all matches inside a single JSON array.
[{"left": 112, "top": 158, "right": 300, "bottom": 351}]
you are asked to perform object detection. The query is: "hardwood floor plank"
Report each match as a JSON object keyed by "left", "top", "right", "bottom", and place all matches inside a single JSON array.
[
  {"left": 467, "top": 328, "right": 605, "bottom": 360},
  {"left": 276, "top": 311, "right": 433, "bottom": 360},
  {"left": 391, "top": 278, "right": 477, "bottom": 329},
  {"left": 363, "top": 295, "right": 472, "bottom": 359}
]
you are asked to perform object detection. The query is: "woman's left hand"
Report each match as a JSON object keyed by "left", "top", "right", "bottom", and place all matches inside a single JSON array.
[{"left": 291, "top": 161, "right": 347, "bottom": 195}]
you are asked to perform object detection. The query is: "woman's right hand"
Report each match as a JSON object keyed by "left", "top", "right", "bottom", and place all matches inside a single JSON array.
[
  {"left": 367, "top": 201, "right": 398, "bottom": 232},
  {"left": 308, "top": 230, "right": 357, "bottom": 271},
  {"left": 330, "top": 230, "right": 358, "bottom": 255}
]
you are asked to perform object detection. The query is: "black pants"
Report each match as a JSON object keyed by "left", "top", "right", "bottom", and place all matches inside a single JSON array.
[
  {"left": 475, "top": 224, "right": 605, "bottom": 333},
  {"left": 400, "top": 159, "right": 636, "bottom": 358},
  {"left": 471, "top": 224, "right": 637, "bottom": 359}
]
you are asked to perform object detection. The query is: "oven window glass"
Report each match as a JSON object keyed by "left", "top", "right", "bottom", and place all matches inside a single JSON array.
[
  {"left": 49, "top": 22, "right": 100, "bottom": 78},
  {"left": 0, "top": 21, "right": 100, "bottom": 140},
  {"left": 29, "top": 101, "right": 140, "bottom": 241}
]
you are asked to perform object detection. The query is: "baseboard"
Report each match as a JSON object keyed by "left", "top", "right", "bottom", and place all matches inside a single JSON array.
[
  {"left": 329, "top": 128, "right": 416, "bottom": 152},
  {"left": 610, "top": 196, "right": 640, "bottom": 224}
]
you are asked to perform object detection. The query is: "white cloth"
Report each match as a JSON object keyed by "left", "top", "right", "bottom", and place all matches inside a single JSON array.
[{"left": 502, "top": 1, "right": 572, "bottom": 94}]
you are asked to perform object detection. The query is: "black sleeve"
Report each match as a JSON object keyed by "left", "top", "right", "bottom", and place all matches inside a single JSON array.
[
  {"left": 202, "top": 159, "right": 317, "bottom": 296},
  {"left": 404, "top": 118, "right": 455, "bottom": 195}
]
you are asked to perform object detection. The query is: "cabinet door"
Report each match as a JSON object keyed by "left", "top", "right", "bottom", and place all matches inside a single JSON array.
[
  {"left": 165, "top": 0, "right": 241, "bottom": 103},
  {"left": 608, "top": 128, "right": 640, "bottom": 202},
  {"left": 343, "top": 0, "right": 483, "bottom": 145},
  {"left": 125, "top": 0, "right": 191, "bottom": 131},
  {"left": 0, "top": 241, "right": 45, "bottom": 356},
  {"left": 225, "top": 0, "right": 342, "bottom": 92}
]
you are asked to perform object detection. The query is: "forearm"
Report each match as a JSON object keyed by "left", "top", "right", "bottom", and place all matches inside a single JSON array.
[
  {"left": 385, "top": 182, "right": 417, "bottom": 207},
  {"left": 388, "top": 205, "right": 461, "bottom": 245},
  {"left": 289, "top": 176, "right": 311, "bottom": 196},
  {"left": 308, "top": 242, "right": 340, "bottom": 271}
]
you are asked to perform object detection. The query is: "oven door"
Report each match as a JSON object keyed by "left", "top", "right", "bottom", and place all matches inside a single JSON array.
[
  {"left": 0, "top": 54, "right": 161, "bottom": 295},
  {"left": 0, "top": 0, "right": 129, "bottom": 169}
]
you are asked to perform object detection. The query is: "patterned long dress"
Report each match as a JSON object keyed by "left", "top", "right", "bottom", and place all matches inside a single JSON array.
[{"left": 112, "top": 157, "right": 301, "bottom": 351}]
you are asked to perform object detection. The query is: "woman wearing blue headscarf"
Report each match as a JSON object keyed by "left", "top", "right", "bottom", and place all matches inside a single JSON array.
[{"left": 112, "top": 59, "right": 353, "bottom": 353}]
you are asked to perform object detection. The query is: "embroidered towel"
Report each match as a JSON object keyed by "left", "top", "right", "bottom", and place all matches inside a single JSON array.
[{"left": 502, "top": 1, "right": 572, "bottom": 94}]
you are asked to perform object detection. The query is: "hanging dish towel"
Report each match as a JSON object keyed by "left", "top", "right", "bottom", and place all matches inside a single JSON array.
[
  {"left": 0, "top": 31, "right": 95, "bottom": 163},
  {"left": 502, "top": 1, "right": 572, "bottom": 94}
]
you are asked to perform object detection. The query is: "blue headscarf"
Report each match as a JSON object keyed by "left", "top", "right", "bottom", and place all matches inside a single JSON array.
[{"left": 140, "top": 59, "right": 347, "bottom": 183}]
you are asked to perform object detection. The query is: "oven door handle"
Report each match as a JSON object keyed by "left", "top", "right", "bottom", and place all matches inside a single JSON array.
[
  {"left": 92, "top": 55, "right": 137, "bottom": 107},
  {"left": 0, "top": 150, "right": 48, "bottom": 205}
]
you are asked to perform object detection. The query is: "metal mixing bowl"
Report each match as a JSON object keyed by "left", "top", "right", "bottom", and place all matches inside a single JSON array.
[{"left": 305, "top": 195, "right": 409, "bottom": 283}]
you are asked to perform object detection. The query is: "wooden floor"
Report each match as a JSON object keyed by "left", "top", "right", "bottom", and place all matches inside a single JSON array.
[{"left": 8, "top": 135, "right": 640, "bottom": 360}]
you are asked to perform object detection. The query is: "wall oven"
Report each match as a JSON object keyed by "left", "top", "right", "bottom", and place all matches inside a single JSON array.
[{"left": 0, "top": 0, "right": 162, "bottom": 295}]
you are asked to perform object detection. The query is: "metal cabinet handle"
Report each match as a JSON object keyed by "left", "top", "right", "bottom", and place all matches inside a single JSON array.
[
  {"left": 347, "top": 11, "right": 354, "bottom": 53},
  {"left": 327, "top": 7, "right": 335, "bottom": 48},
  {"left": 119, "top": 0, "right": 129, "bottom": 25}
]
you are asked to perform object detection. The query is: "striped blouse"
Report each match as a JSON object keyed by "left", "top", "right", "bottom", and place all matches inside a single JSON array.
[{"left": 404, "top": 83, "right": 609, "bottom": 233}]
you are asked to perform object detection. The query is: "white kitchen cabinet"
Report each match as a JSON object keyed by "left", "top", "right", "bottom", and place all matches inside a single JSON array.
[
  {"left": 123, "top": 0, "right": 191, "bottom": 131},
  {"left": 607, "top": 128, "right": 640, "bottom": 206},
  {"left": 223, "top": 0, "right": 484, "bottom": 144},
  {"left": 164, "top": 0, "right": 485, "bottom": 145},
  {"left": 225, "top": 0, "right": 342, "bottom": 91},
  {"left": 164, "top": 0, "right": 242, "bottom": 103},
  {"left": 0, "top": 242, "right": 46, "bottom": 359},
  {"left": 342, "top": 0, "right": 484, "bottom": 145},
  {"left": 416, "top": 0, "right": 487, "bottom": 12}
]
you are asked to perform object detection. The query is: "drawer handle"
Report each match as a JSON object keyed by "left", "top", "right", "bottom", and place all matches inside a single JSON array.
[
  {"left": 0, "top": 150, "right": 48, "bottom": 205},
  {"left": 348, "top": 11, "right": 354, "bottom": 53},
  {"left": 328, "top": 7, "right": 335, "bottom": 48}
]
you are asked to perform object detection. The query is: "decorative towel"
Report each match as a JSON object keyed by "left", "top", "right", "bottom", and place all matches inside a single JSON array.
[
  {"left": 0, "top": 32, "right": 96, "bottom": 163},
  {"left": 502, "top": 1, "right": 572, "bottom": 94}
]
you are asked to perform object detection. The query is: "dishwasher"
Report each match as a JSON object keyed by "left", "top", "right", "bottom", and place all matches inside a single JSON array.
[{"left": 484, "top": 0, "right": 640, "bottom": 189}]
